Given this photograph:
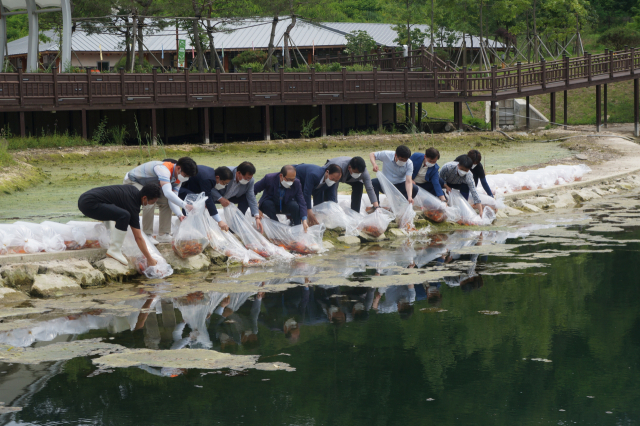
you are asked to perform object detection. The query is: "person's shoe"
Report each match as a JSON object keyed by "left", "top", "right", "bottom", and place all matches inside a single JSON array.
[
  {"left": 106, "top": 228, "right": 129, "bottom": 266},
  {"left": 156, "top": 233, "right": 173, "bottom": 243},
  {"left": 146, "top": 234, "right": 160, "bottom": 245}
]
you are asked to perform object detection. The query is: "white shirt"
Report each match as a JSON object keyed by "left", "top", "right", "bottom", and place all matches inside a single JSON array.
[{"left": 414, "top": 164, "right": 429, "bottom": 184}]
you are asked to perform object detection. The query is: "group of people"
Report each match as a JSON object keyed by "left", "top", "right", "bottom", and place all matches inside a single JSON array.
[{"left": 77, "top": 145, "right": 493, "bottom": 268}]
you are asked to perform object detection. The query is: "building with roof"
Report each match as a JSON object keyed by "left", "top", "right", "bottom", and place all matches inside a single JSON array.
[{"left": 6, "top": 18, "right": 503, "bottom": 72}]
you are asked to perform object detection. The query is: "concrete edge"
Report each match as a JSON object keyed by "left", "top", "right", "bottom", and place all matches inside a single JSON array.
[{"left": 0, "top": 248, "right": 107, "bottom": 266}]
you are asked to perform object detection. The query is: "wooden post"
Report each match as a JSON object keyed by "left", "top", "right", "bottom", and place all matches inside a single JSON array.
[
  {"left": 341, "top": 104, "right": 346, "bottom": 135},
  {"left": 410, "top": 102, "right": 415, "bottom": 126},
  {"left": 404, "top": 67, "right": 409, "bottom": 101},
  {"left": 541, "top": 59, "right": 546, "bottom": 90},
  {"left": 594, "top": 85, "right": 601, "bottom": 133},
  {"left": 185, "top": 68, "right": 190, "bottom": 105},
  {"left": 565, "top": 55, "right": 570, "bottom": 86},
  {"left": 321, "top": 104, "right": 327, "bottom": 136},
  {"left": 454, "top": 102, "right": 459, "bottom": 127},
  {"left": 391, "top": 49, "right": 396, "bottom": 71},
  {"left": 632, "top": 47, "right": 636, "bottom": 76},
  {"left": 216, "top": 68, "right": 221, "bottom": 102},
  {"left": 433, "top": 66, "right": 438, "bottom": 98},
  {"left": 81, "top": 109, "right": 87, "bottom": 140},
  {"left": 417, "top": 103, "right": 422, "bottom": 128},
  {"left": 462, "top": 66, "right": 468, "bottom": 97},
  {"left": 153, "top": 67, "right": 158, "bottom": 104},
  {"left": 455, "top": 102, "right": 463, "bottom": 130},
  {"left": 550, "top": 92, "right": 556, "bottom": 125},
  {"left": 223, "top": 107, "right": 227, "bottom": 143},
  {"left": 86, "top": 68, "right": 93, "bottom": 106},
  {"left": 610, "top": 50, "right": 614, "bottom": 79},
  {"left": 491, "top": 66, "right": 497, "bottom": 98},
  {"left": 526, "top": 96, "right": 530, "bottom": 130},
  {"left": 311, "top": 67, "right": 316, "bottom": 102},
  {"left": 393, "top": 103, "right": 397, "bottom": 124},
  {"left": 564, "top": 90, "right": 568, "bottom": 130},
  {"left": 342, "top": 67, "right": 347, "bottom": 100},
  {"left": 635, "top": 78, "right": 639, "bottom": 137},
  {"left": 17, "top": 67, "right": 24, "bottom": 108},
  {"left": 151, "top": 108, "right": 158, "bottom": 145},
  {"left": 164, "top": 109, "right": 169, "bottom": 144},
  {"left": 120, "top": 67, "right": 126, "bottom": 106},
  {"left": 517, "top": 62, "right": 522, "bottom": 93},
  {"left": 587, "top": 53, "right": 592, "bottom": 83},
  {"left": 373, "top": 67, "right": 378, "bottom": 101},
  {"left": 19, "top": 111, "right": 25, "bottom": 137},
  {"left": 378, "top": 103, "right": 383, "bottom": 133},
  {"left": 354, "top": 104, "right": 359, "bottom": 130},
  {"left": 247, "top": 67, "right": 253, "bottom": 101},
  {"left": 404, "top": 103, "right": 409, "bottom": 123},
  {"left": 490, "top": 100, "right": 496, "bottom": 131},
  {"left": 263, "top": 105, "right": 270, "bottom": 141},
  {"left": 284, "top": 106, "right": 289, "bottom": 138},
  {"left": 52, "top": 66, "right": 59, "bottom": 108},
  {"left": 604, "top": 84, "right": 608, "bottom": 128},
  {"left": 203, "top": 107, "right": 210, "bottom": 144}
]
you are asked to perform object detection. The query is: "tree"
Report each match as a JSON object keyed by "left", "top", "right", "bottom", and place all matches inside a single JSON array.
[
  {"left": 344, "top": 30, "right": 377, "bottom": 55},
  {"left": 599, "top": 26, "right": 640, "bottom": 49},
  {"left": 385, "top": 0, "right": 429, "bottom": 51}
]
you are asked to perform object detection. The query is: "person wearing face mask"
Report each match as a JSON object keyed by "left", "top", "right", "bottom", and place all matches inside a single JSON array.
[
  {"left": 294, "top": 163, "right": 343, "bottom": 226},
  {"left": 325, "top": 156, "right": 379, "bottom": 213},
  {"left": 467, "top": 149, "right": 494, "bottom": 198},
  {"left": 438, "top": 154, "right": 484, "bottom": 215},
  {"left": 124, "top": 157, "right": 198, "bottom": 244},
  {"left": 254, "top": 165, "right": 309, "bottom": 231},
  {"left": 78, "top": 183, "right": 162, "bottom": 266},
  {"left": 409, "top": 147, "right": 446, "bottom": 201},
  {"left": 208, "top": 162, "right": 262, "bottom": 233},
  {"left": 179, "top": 165, "right": 234, "bottom": 232},
  {"left": 369, "top": 145, "right": 417, "bottom": 204}
]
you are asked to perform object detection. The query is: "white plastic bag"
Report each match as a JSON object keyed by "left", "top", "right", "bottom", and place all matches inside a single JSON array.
[
  {"left": 42, "top": 221, "right": 86, "bottom": 250},
  {"left": 172, "top": 193, "right": 209, "bottom": 258},
  {"left": 356, "top": 208, "right": 394, "bottom": 238},
  {"left": 204, "top": 216, "right": 266, "bottom": 266},
  {"left": 341, "top": 207, "right": 365, "bottom": 236},
  {"left": 122, "top": 229, "right": 173, "bottom": 279},
  {"left": 14, "top": 221, "right": 66, "bottom": 253},
  {"left": 376, "top": 173, "right": 416, "bottom": 232},
  {"left": 224, "top": 203, "right": 294, "bottom": 261},
  {"left": 258, "top": 215, "right": 326, "bottom": 254},
  {"left": 414, "top": 186, "right": 451, "bottom": 223},
  {"left": 0, "top": 224, "right": 44, "bottom": 254},
  {"left": 66, "top": 221, "right": 110, "bottom": 249},
  {"left": 448, "top": 190, "right": 496, "bottom": 226},
  {"left": 467, "top": 193, "right": 505, "bottom": 211},
  {"left": 312, "top": 201, "right": 354, "bottom": 230},
  {"left": 0, "top": 229, "right": 8, "bottom": 255}
]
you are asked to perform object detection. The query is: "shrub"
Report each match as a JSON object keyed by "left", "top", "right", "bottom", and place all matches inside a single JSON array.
[
  {"left": 598, "top": 26, "right": 640, "bottom": 51},
  {"left": 344, "top": 30, "right": 377, "bottom": 56},
  {"left": 232, "top": 50, "right": 268, "bottom": 67},
  {"left": 237, "top": 61, "right": 267, "bottom": 72}
]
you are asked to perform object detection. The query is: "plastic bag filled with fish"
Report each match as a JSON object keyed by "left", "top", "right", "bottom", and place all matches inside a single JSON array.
[
  {"left": 204, "top": 216, "right": 266, "bottom": 266},
  {"left": 312, "top": 201, "right": 353, "bottom": 230},
  {"left": 356, "top": 208, "right": 395, "bottom": 238},
  {"left": 14, "top": 221, "right": 66, "bottom": 253},
  {"left": 376, "top": 173, "right": 416, "bottom": 232},
  {"left": 413, "top": 186, "right": 449, "bottom": 223},
  {"left": 0, "top": 224, "right": 45, "bottom": 254},
  {"left": 258, "top": 215, "right": 326, "bottom": 255},
  {"left": 466, "top": 193, "right": 505, "bottom": 212},
  {"left": 172, "top": 192, "right": 210, "bottom": 258},
  {"left": 224, "top": 203, "right": 294, "bottom": 261},
  {"left": 122, "top": 229, "right": 173, "bottom": 279},
  {"left": 448, "top": 189, "right": 496, "bottom": 226},
  {"left": 41, "top": 221, "right": 86, "bottom": 250},
  {"left": 66, "top": 221, "right": 110, "bottom": 249},
  {"left": 341, "top": 206, "right": 365, "bottom": 236}
]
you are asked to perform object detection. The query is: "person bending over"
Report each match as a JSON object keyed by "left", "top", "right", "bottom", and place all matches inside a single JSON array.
[
  {"left": 467, "top": 149, "right": 494, "bottom": 198},
  {"left": 179, "top": 165, "right": 235, "bottom": 231},
  {"left": 254, "top": 165, "right": 308, "bottom": 231},
  {"left": 325, "top": 156, "right": 379, "bottom": 213},
  {"left": 439, "top": 154, "right": 484, "bottom": 215},
  {"left": 78, "top": 183, "right": 162, "bottom": 266},
  {"left": 294, "top": 163, "right": 342, "bottom": 226},
  {"left": 369, "top": 145, "right": 417, "bottom": 204},
  {"left": 409, "top": 147, "right": 446, "bottom": 201}
]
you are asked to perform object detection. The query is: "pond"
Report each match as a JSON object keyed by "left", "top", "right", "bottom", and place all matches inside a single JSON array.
[{"left": 1, "top": 209, "right": 640, "bottom": 425}]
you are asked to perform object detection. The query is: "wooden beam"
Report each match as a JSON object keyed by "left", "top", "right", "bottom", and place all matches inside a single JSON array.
[
  {"left": 223, "top": 107, "right": 227, "bottom": 143},
  {"left": 595, "top": 85, "right": 601, "bottom": 133},
  {"left": 378, "top": 103, "right": 383, "bottom": 133},
  {"left": 151, "top": 108, "right": 157, "bottom": 145},
  {"left": 417, "top": 103, "right": 422, "bottom": 128},
  {"left": 526, "top": 96, "right": 530, "bottom": 130},
  {"left": 354, "top": 104, "right": 359, "bottom": 130},
  {"left": 263, "top": 105, "right": 270, "bottom": 141},
  {"left": 341, "top": 104, "right": 346, "bottom": 135},
  {"left": 163, "top": 109, "right": 169, "bottom": 144},
  {"left": 81, "top": 109, "right": 87, "bottom": 140},
  {"left": 635, "top": 78, "right": 639, "bottom": 137},
  {"left": 455, "top": 102, "right": 463, "bottom": 130},
  {"left": 604, "top": 84, "right": 608, "bottom": 128},
  {"left": 321, "top": 104, "right": 327, "bottom": 137},
  {"left": 203, "top": 107, "right": 210, "bottom": 144},
  {"left": 490, "top": 100, "right": 496, "bottom": 131},
  {"left": 564, "top": 90, "right": 568, "bottom": 130},
  {"left": 284, "top": 106, "right": 288, "bottom": 138},
  {"left": 19, "top": 111, "right": 25, "bottom": 137},
  {"left": 550, "top": 92, "right": 556, "bottom": 125},
  {"left": 410, "top": 102, "right": 415, "bottom": 126}
]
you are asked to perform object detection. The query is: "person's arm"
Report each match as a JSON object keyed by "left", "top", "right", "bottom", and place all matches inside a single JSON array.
[
  {"left": 369, "top": 152, "right": 379, "bottom": 172},
  {"left": 405, "top": 175, "right": 414, "bottom": 204},
  {"left": 480, "top": 177, "right": 493, "bottom": 198},
  {"left": 295, "top": 183, "right": 309, "bottom": 231},
  {"left": 253, "top": 176, "right": 266, "bottom": 195},
  {"left": 161, "top": 182, "right": 186, "bottom": 209},
  {"left": 244, "top": 180, "right": 262, "bottom": 232},
  {"left": 132, "top": 227, "right": 157, "bottom": 267},
  {"left": 466, "top": 173, "right": 483, "bottom": 214},
  {"left": 429, "top": 168, "right": 446, "bottom": 201},
  {"left": 362, "top": 171, "right": 379, "bottom": 207},
  {"left": 328, "top": 180, "right": 338, "bottom": 203}
]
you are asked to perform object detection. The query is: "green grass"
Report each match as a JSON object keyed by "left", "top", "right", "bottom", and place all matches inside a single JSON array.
[
  {"left": 7, "top": 133, "right": 95, "bottom": 151},
  {"left": 0, "top": 142, "right": 15, "bottom": 167}
]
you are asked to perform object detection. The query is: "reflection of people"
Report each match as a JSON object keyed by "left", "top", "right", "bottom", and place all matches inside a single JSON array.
[
  {"left": 410, "top": 147, "right": 446, "bottom": 201},
  {"left": 254, "top": 165, "right": 308, "bottom": 230},
  {"left": 372, "top": 285, "right": 416, "bottom": 318},
  {"left": 439, "top": 155, "right": 484, "bottom": 215}
]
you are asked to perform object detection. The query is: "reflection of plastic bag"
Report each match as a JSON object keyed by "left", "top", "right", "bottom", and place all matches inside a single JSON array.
[
  {"left": 66, "top": 221, "right": 110, "bottom": 248},
  {"left": 224, "top": 204, "right": 294, "bottom": 261},
  {"left": 376, "top": 173, "right": 416, "bottom": 232},
  {"left": 172, "top": 193, "right": 209, "bottom": 258},
  {"left": 448, "top": 190, "right": 496, "bottom": 226},
  {"left": 42, "top": 221, "right": 86, "bottom": 250},
  {"left": 122, "top": 229, "right": 173, "bottom": 279},
  {"left": 204, "top": 216, "right": 266, "bottom": 266},
  {"left": 258, "top": 215, "right": 326, "bottom": 255},
  {"left": 356, "top": 208, "right": 394, "bottom": 238},
  {"left": 15, "top": 221, "right": 66, "bottom": 253},
  {"left": 312, "top": 201, "right": 353, "bottom": 230},
  {"left": 0, "top": 224, "right": 44, "bottom": 254}
]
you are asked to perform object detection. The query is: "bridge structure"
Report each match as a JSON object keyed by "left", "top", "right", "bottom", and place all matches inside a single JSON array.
[{"left": 0, "top": 46, "right": 639, "bottom": 141}]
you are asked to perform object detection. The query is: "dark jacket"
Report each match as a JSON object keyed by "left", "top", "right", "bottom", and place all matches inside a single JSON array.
[
  {"left": 409, "top": 153, "right": 444, "bottom": 197},
  {"left": 294, "top": 163, "right": 338, "bottom": 208},
  {"left": 471, "top": 162, "right": 493, "bottom": 198},
  {"left": 178, "top": 165, "right": 219, "bottom": 216},
  {"left": 254, "top": 172, "right": 308, "bottom": 219}
]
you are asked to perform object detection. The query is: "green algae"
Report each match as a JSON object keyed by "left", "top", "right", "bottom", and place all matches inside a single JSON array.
[{"left": 0, "top": 338, "right": 125, "bottom": 364}]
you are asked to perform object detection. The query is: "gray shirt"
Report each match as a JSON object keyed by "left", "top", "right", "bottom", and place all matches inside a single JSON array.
[
  {"left": 326, "top": 156, "right": 378, "bottom": 204},
  {"left": 439, "top": 161, "right": 481, "bottom": 204},
  {"left": 210, "top": 166, "right": 260, "bottom": 217}
]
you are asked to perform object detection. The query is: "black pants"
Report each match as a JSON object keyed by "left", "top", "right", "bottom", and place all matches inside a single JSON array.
[
  {"left": 227, "top": 194, "right": 250, "bottom": 214},
  {"left": 260, "top": 199, "right": 302, "bottom": 225},
  {"left": 447, "top": 183, "right": 470, "bottom": 200},
  {"left": 78, "top": 194, "right": 131, "bottom": 231},
  {"left": 371, "top": 178, "right": 418, "bottom": 203},
  {"left": 416, "top": 181, "right": 439, "bottom": 197},
  {"left": 312, "top": 186, "right": 334, "bottom": 207},
  {"left": 345, "top": 181, "right": 364, "bottom": 212}
]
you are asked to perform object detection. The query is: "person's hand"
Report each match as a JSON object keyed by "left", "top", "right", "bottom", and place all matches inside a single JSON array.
[
  {"left": 302, "top": 220, "right": 309, "bottom": 232},
  {"left": 257, "top": 292, "right": 265, "bottom": 300},
  {"left": 218, "top": 220, "right": 230, "bottom": 232},
  {"left": 219, "top": 197, "right": 231, "bottom": 208},
  {"left": 220, "top": 296, "right": 231, "bottom": 307},
  {"left": 179, "top": 215, "right": 186, "bottom": 222},
  {"left": 444, "top": 184, "right": 452, "bottom": 193},
  {"left": 439, "top": 195, "right": 446, "bottom": 202},
  {"left": 259, "top": 210, "right": 264, "bottom": 219},
  {"left": 307, "top": 211, "right": 319, "bottom": 226},
  {"left": 184, "top": 204, "right": 194, "bottom": 212},
  {"left": 255, "top": 217, "right": 263, "bottom": 233},
  {"left": 147, "top": 257, "right": 158, "bottom": 267},
  {"left": 372, "top": 164, "right": 379, "bottom": 173},
  {"left": 473, "top": 203, "right": 484, "bottom": 216},
  {"left": 408, "top": 196, "right": 413, "bottom": 204}
]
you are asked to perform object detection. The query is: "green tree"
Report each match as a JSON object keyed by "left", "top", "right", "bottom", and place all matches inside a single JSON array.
[{"left": 344, "top": 30, "right": 377, "bottom": 55}]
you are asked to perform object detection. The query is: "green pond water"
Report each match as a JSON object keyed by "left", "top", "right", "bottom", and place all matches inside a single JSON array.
[{"left": 1, "top": 213, "right": 639, "bottom": 426}]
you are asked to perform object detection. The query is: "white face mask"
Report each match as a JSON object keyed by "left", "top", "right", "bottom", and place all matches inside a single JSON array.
[
  {"left": 142, "top": 200, "right": 155, "bottom": 210},
  {"left": 472, "top": 164, "right": 477, "bottom": 169},
  {"left": 350, "top": 172, "right": 362, "bottom": 179},
  {"left": 180, "top": 174, "right": 189, "bottom": 182},
  {"left": 215, "top": 183, "right": 227, "bottom": 190},
  {"left": 239, "top": 179, "right": 250, "bottom": 185},
  {"left": 457, "top": 169, "right": 469, "bottom": 177},
  {"left": 326, "top": 179, "right": 336, "bottom": 187},
  {"left": 281, "top": 179, "right": 293, "bottom": 188},
  {"left": 425, "top": 161, "right": 436, "bottom": 168},
  {"left": 396, "top": 160, "right": 407, "bottom": 167}
]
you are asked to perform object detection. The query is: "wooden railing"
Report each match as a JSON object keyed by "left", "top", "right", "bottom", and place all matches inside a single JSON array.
[
  {"left": 314, "top": 47, "right": 450, "bottom": 71},
  {"left": 0, "top": 48, "right": 637, "bottom": 112}
]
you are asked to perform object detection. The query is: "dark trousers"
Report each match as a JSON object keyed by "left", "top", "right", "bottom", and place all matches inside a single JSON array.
[
  {"left": 416, "top": 181, "right": 438, "bottom": 197},
  {"left": 260, "top": 199, "right": 302, "bottom": 225},
  {"left": 179, "top": 188, "right": 250, "bottom": 216},
  {"left": 78, "top": 195, "right": 131, "bottom": 232},
  {"left": 447, "top": 183, "right": 470, "bottom": 201},
  {"left": 226, "top": 194, "right": 250, "bottom": 214},
  {"left": 312, "top": 186, "right": 333, "bottom": 207},
  {"left": 371, "top": 178, "right": 418, "bottom": 203},
  {"left": 346, "top": 181, "right": 364, "bottom": 212}
]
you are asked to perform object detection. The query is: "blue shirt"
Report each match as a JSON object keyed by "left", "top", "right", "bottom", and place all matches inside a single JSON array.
[{"left": 374, "top": 151, "right": 413, "bottom": 184}]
